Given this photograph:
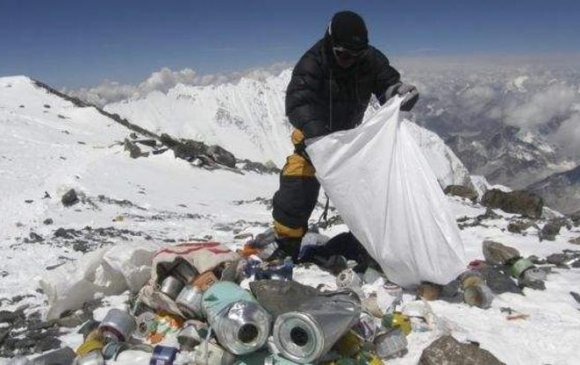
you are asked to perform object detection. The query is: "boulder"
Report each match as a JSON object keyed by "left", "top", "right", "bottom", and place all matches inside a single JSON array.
[
  {"left": 444, "top": 185, "right": 478, "bottom": 201},
  {"left": 507, "top": 220, "right": 537, "bottom": 234},
  {"left": 207, "top": 145, "right": 236, "bottom": 168},
  {"left": 419, "top": 335, "right": 505, "bottom": 365},
  {"left": 61, "top": 189, "right": 79, "bottom": 207},
  {"left": 569, "top": 237, "right": 580, "bottom": 245},
  {"left": 124, "top": 139, "right": 142, "bottom": 159},
  {"left": 481, "top": 189, "right": 543, "bottom": 218},
  {"left": 482, "top": 240, "right": 520, "bottom": 265}
]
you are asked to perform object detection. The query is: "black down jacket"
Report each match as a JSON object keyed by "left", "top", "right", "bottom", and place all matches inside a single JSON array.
[{"left": 286, "top": 34, "right": 401, "bottom": 139}]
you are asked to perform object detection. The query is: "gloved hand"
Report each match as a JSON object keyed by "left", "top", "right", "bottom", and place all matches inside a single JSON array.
[{"left": 384, "top": 82, "right": 419, "bottom": 111}]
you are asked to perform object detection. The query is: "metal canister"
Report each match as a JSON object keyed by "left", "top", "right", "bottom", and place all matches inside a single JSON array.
[
  {"left": 373, "top": 328, "right": 408, "bottom": 359},
  {"left": 272, "top": 292, "right": 361, "bottom": 364},
  {"left": 173, "top": 260, "right": 199, "bottom": 283},
  {"left": 160, "top": 276, "right": 185, "bottom": 300},
  {"left": 150, "top": 345, "right": 179, "bottom": 365},
  {"left": 99, "top": 308, "right": 137, "bottom": 342},
  {"left": 202, "top": 282, "right": 272, "bottom": 355},
  {"left": 336, "top": 269, "right": 362, "bottom": 290},
  {"left": 74, "top": 351, "right": 105, "bottom": 365},
  {"left": 102, "top": 341, "right": 130, "bottom": 361},
  {"left": 178, "top": 320, "right": 209, "bottom": 351},
  {"left": 192, "top": 341, "right": 236, "bottom": 365},
  {"left": 510, "top": 258, "right": 535, "bottom": 278},
  {"left": 176, "top": 285, "right": 205, "bottom": 319},
  {"left": 463, "top": 284, "right": 494, "bottom": 309}
]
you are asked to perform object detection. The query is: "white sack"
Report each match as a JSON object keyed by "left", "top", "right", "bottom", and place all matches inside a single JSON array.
[
  {"left": 306, "top": 96, "right": 466, "bottom": 287},
  {"left": 39, "top": 242, "right": 157, "bottom": 320}
]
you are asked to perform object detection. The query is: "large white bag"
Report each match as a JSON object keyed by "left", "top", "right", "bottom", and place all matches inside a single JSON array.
[{"left": 306, "top": 96, "right": 466, "bottom": 287}]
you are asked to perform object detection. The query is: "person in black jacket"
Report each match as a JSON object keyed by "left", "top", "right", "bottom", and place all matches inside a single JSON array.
[{"left": 268, "top": 11, "right": 419, "bottom": 260}]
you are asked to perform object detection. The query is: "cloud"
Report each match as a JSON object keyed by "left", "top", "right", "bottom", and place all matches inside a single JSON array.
[{"left": 66, "top": 62, "right": 293, "bottom": 107}]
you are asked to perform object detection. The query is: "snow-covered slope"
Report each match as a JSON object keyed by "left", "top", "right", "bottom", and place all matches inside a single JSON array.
[
  {"left": 2, "top": 75, "right": 580, "bottom": 364},
  {"left": 106, "top": 71, "right": 471, "bottom": 187},
  {"left": 106, "top": 72, "right": 292, "bottom": 167}
]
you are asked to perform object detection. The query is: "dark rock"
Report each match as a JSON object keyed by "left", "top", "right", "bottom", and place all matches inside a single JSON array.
[
  {"left": 43, "top": 104, "right": 51, "bottom": 109},
  {"left": 238, "top": 159, "right": 281, "bottom": 174},
  {"left": 135, "top": 139, "right": 157, "bottom": 148},
  {"left": 159, "top": 133, "right": 179, "bottom": 148},
  {"left": 130, "top": 132, "right": 139, "bottom": 139},
  {"left": 546, "top": 253, "right": 568, "bottom": 266},
  {"left": 0, "top": 328, "right": 9, "bottom": 345},
  {"left": 480, "top": 265, "right": 522, "bottom": 295},
  {"left": 207, "top": 145, "right": 236, "bottom": 168},
  {"left": 482, "top": 240, "right": 520, "bottom": 265},
  {"left": 24, "top": 199, "right": 33, "bottom": 204},
  {"left": 507, "top": 219, "right": 537, "bottom": 234},
  {"left": 57, "top": 311, "right": 91, "bottom": 328},
  {"left": 34, "top": 337, "right": 61, "bottom": 353},
  {"left": 0, "top": 310, "right": 20, "bottom": 324},
  {"left": 444, "top": 185, "right": 478, "bottom": 201},
  {"left": 28, "top": 232, "right": 44, "bottom": 242},
  {"left": 419, "top": 335, "right": 505, "bottom": 365},
  {"left": 440, "top": 279, "right": 463, "bottom": 303},
  {"left": 540, "top": 219, "right": 567, "bottom": 241},
  {"left": 0, "top": 270, "right": 8, "bottom": 278},
  {"left": 54, "top": 227, "right": 74, "bottom": 239},
  {"left": 124, "top": 138, "right": 142, "bottom": 159},
  {"left": 571, "top": 291, "right": 580, "bottom": 304},
  {"left": 61, "top": 189, "right": 79, "bottom": 207},
  {"left": 570, "top": 237, "right": 580, "bottom": 245},
  {"left": 481, "top": 189, "right": 543, "bottom": 218},
  {"left": 72, "top": 240, "right": 90, "bottom": 253},
  {"left": 570, "top": 211, "right": 580, "bottom": 226},
  {"left": 43, "top": 218, "right": 54, "bottom": 225},
  {"left": 43, "top": 191, "right": 51, "bottom": 199}
]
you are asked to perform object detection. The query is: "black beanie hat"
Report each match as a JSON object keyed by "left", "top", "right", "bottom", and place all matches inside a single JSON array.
[{"left": 328, "top": 11, "right": 368, "bottom": 51}]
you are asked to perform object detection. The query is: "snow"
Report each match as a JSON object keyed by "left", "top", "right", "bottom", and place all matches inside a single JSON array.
[{"left": 1, "top": 76, "right": 580, "bottom": 364}]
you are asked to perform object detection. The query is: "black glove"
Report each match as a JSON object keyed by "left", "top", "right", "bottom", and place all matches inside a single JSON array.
[{"left": 384, "top": 82, "right": 419, "bottom": 111}]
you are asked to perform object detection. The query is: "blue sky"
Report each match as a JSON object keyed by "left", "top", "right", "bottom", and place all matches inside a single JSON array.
[{"left": 1, "top": 0, "right": 579, "bottom": 88}]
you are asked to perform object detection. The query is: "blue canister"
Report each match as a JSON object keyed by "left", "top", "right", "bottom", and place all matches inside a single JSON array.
[{"left": 150, "top": 345, "right": 179, "bottom": 365}]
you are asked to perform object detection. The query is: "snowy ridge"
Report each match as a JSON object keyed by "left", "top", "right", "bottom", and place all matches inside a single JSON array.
[{"left": 107, "top": 70, "right": 471, "bottom": 187}]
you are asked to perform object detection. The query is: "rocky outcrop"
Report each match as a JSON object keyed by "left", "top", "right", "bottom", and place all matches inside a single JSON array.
[
  {"left": 420, "top": 335, "right": 505, "bottom": 365},
  {"left": 481, "top": 189, "right": 543, "bottom": 218},
  {"left": 444, "top": 185, "right": 478, "bottom": 201}
]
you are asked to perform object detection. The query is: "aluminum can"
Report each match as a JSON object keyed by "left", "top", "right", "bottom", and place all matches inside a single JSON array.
[
  {"left": 172, "top": 260, "right": 199, "bottom": 283},
  {"left": 272, "top": 292, "right": 361, "bottom": 364},
  {"left": 176, "top": 285, "right": 204, "bottom": 319},
  {"left": 160, "top": 276, "right": 184, "bottom": 300},
  {"left": 98, "top": 308, "right": 136, "bottom": 342}
]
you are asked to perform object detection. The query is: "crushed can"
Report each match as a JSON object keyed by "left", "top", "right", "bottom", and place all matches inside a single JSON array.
[
  {"left": 202, "top": 281, "right": 272, "bottom": 355},
  {"left": 98, "top": 308, "right": 136, "bottom": 342},
  {"left": 192, "top": 341, "right": 236, "bottom": 365},
  {"left": 176, "top": 285, "right": 205, "bottom": 319},
  {"left": 178, "top": 320, "right": 209, "bottom": 351},
  {"left": 272, "top": 292, "right": 361, "bottom": 364},
  {"left": 336, "top": 269, "right": 362, "bottom": 290},
  {"left": 160, "top": 276, "right": 185, "bottom": 300},
  {"left": 373, "top": 328, "right": 408, "bottom": 359},
  {"left": 150, "top": 345, "right": 179, "bottom": 365},
  {"left": 463, "top": 284, "right": 494, "bottom": 309}
]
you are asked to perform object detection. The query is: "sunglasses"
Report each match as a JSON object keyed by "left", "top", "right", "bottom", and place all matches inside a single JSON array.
[{"left": 333, "top": 46, "right": 368, "bottom": 60}]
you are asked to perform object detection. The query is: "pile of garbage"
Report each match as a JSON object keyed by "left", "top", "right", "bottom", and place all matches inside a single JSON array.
[{"left": 12, "top": 232, "right": 562, "bottom": 365}]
